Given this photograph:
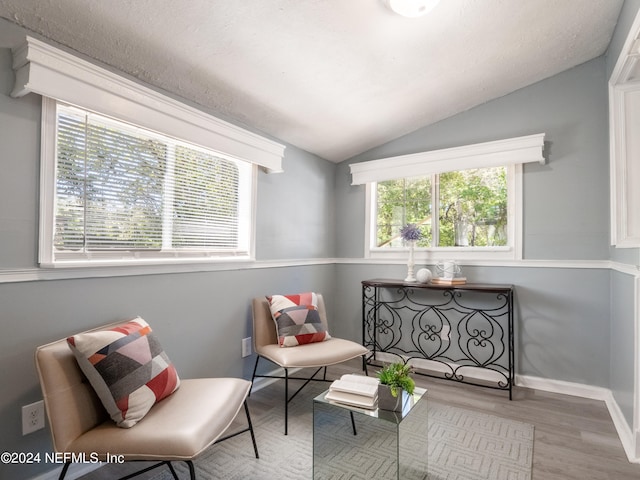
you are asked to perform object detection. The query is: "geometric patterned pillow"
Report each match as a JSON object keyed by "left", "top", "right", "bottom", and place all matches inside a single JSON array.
[
  {"left": 267, "top": 292, "right": 331, "bottom": 347},
  {"left": 67, "top": 317, "right": 180, "bottom": 428}
]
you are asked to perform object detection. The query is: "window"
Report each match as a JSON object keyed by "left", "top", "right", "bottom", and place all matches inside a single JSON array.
[
  {"left": 372, "top": 167, "right": 509, "bottom": 248},
  {"left": 40, "top": 101, "right": 254, "bottom": 266},
  {"left": 375, "top": 166, "right": 508, "bottom": 249},
  {"left": 351, "top": 134, "right": 546, "bottom": 261},
  {"left": 11, "top": 36, "right": 284, "bottom": 269},
  {"left": 609, "top": 10, "right": 640, "bottom": 247},
  {"left": 367, "top": 164, "right": 519, "bottom": 261}
]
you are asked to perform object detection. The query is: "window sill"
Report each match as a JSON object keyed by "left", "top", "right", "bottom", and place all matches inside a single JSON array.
[
  {"left": 367, "top": 247, "right": 518, "bottom": 262},
  {"left": 40, "top": 255, "right": 253, "bottom": 269}
]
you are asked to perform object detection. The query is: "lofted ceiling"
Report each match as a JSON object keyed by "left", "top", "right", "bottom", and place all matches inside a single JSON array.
[{"left": 0, "top": 0, "right": 625, "bottom": 162}]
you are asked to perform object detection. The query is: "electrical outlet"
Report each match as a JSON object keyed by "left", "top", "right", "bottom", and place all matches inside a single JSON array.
[
  {"left": 241, "top": 337, "right": 252, "bottom": 358},
  {"left": 22, "top": 400, "right": 45, "bottom": 435},
  {"left": 440, "top": 325, "right": 450, "bottom": 341}
]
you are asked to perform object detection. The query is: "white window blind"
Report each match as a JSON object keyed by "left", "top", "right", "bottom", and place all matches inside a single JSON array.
[{"left": 50, "top": 103, "right": 252, "bottom": 264}]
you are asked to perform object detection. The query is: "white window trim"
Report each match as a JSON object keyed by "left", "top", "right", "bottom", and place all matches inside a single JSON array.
[
  {"left": 364, "top": 164, "right": 523, "bottom": 262},
  {"left": 39, "top": 98, "right": 258, "bottom": 268},
  {"left": 11, "top": 36, "right": 285, "bottom": 173},
  {"left": 609, "top": 9, "right": 640, "bottom": 248},
  {"left": 354, "top": 134, "right": 543, "bottom": 262},
  {"left": 349, "top": 133, "right": 545, "bottom": 185},
  {"left": 8, "top": 36, "right": 280, "bottom": 270}
]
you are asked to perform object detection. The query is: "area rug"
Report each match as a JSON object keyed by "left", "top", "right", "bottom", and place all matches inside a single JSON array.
[{"left": 86, "top": 383, "right": 533, "bottom": 480}]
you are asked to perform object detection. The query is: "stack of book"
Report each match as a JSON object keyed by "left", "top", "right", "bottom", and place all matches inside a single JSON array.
[
  {"left": 325, "top": 374, "right": 380, "bottom": 409},
  {"left": 431, "top": 276, "right": 467, "bottom": 285}
]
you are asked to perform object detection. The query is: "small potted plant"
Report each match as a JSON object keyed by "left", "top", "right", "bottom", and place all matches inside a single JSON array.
[{"left": 376, "top": 362, "right": 416, "bottom": 412}]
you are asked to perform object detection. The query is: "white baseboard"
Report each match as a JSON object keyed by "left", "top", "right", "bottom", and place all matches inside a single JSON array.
[
  {"left": 604, "top": 390, "right": 639, "bottom": 464},
  {"left": 515, "top": 374, "right": 611, "bottom": 400},
  {"left": 516, "top": 374, "right": 639, "bottom": 464},
  {"left": 250, "top": 366, "right": 304, "bottom": 392}
]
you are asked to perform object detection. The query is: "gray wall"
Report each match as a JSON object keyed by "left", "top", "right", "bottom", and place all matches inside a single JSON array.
[
  {"left": 610, "top": 270, "right": 636, "bottom": 422},
  {"left": 334, "top": 53, "right": 635, "bottom": 425},
  {"left": 337, "top": 57, "right": 610, "bottom": 261},
  {"left": 2, "top": 4, "right": 640, "bottom": 476},
  {"left": 0, "top": 37, "right": 339, "bottom": 478},
  {"left": 257, "top": 147, "right": 336, "bottom": 260},
  {"left": 331, "top": 264, "right": 611, "bottom": 385}
]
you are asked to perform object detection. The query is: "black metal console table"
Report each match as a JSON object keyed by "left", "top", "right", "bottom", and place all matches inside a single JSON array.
[{"left": 362, "top": 279, "right": 514, "bottom": 399}]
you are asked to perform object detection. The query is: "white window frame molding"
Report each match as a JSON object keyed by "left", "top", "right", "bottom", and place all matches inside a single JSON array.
[
  {"left": 11, "top": 36, "right": 285, "bottom": 173},
  {"left": 349, "top": 133, "right": 545, "bottom": 185},
  {"left": 9, "top": 36, "right": 281, "bottom": 270},
  {"left": 353, "top": 134, "right": 544, "bottom": 262},
  {"left": 364, "top": 165, "right": 523, "bottom": 262},
  {"left": 609, "top": 7, "right": 640, "bottom": 465},
  {"left": 610, "top": 10, "right": 640, "bottom": 248},
  {"left": 39, "top": 98, "right": 259, "bottom": 268}
]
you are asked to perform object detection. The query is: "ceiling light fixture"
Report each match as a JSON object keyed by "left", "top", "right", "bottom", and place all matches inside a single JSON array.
[{"left": 384, "top": 0, "right": 440, "bottom": 18}]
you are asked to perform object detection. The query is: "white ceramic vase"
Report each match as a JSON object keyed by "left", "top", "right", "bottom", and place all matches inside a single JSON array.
[{"left": 404, "top": 240, "right": 416, "bottom": 282}]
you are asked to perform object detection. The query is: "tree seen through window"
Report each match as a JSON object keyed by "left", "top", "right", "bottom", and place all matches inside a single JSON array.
[{"left": 375, "top": 167, "right": 507, "bottom": 248}]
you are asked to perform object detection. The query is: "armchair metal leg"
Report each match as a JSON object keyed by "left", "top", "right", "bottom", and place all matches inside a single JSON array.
[
  {"left": 284, "top": 367, "right": 289, "bottom": 435},
  {"left": 350, "top": 411, "right": 357, "bottom": 435},
  {"left": 166, "top": 462, "right": 179, "bottom": 479},
  {"left": 58, "top": 460, "right": 187, "bottom": 480},
  {"left": 117, "top": 461, "right": 179, "bottom": 480},
  {"left": 252, "top": 354, "right": 356, "bottom": 435},
  {"left": 245, "top": 400, "right": 260, "bottom": 458},
  {"left": 249, "top": 355, "right": 261, "bottom": 397},
  {"left": 58, "top": 462, "right": 71, "bottom": 480},
  {"left": 186, "top": 460, "right": 196, "bottom": 480},
  {"left": 213, "top": 399, "right": 260, "bottom": 464}
]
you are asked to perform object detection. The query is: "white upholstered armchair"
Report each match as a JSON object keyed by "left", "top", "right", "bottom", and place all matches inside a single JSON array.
[
  {"left": 250, "top": 293, "right": 369, "bottom": 434},
  {"left": 35, "top": 319, "right": 259, "bottom": 480}
]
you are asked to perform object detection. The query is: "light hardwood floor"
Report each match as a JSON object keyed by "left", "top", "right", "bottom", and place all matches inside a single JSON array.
[
  {"left": 328, "top": 359, "right": 640, "bottom": 480},
  {"left": 81, "top": 359, "right": 640, "bottom": 479}
]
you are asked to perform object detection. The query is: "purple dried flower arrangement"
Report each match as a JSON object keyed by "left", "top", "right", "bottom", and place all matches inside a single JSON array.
[{"left": 400, "top": 223, "right": 422, "bottom": 242}]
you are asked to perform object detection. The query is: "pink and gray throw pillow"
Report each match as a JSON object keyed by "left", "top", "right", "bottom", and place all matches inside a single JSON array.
[
  {"left": 67, "top": 317, "right": 180, "bottom": 428},
  {"left": 267, "top": 292, "right": 331, "bottom": 347}
]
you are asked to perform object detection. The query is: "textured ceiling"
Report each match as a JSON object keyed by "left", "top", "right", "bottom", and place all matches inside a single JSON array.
[{"left": 0, "top": 0, "right": 625, "bottom": 162}]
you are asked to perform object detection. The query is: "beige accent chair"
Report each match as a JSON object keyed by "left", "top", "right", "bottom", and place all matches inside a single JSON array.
[
  {"left": 251, "top": 294, "right": 369, "bottom": 434},
  {"left": 35, "top": 323, "right": 259, "bottom": 480}
]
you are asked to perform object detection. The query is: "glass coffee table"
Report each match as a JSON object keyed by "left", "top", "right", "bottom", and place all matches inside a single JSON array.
[{"left": 313, "top": 387, "right": 428, "bottom": 480}]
